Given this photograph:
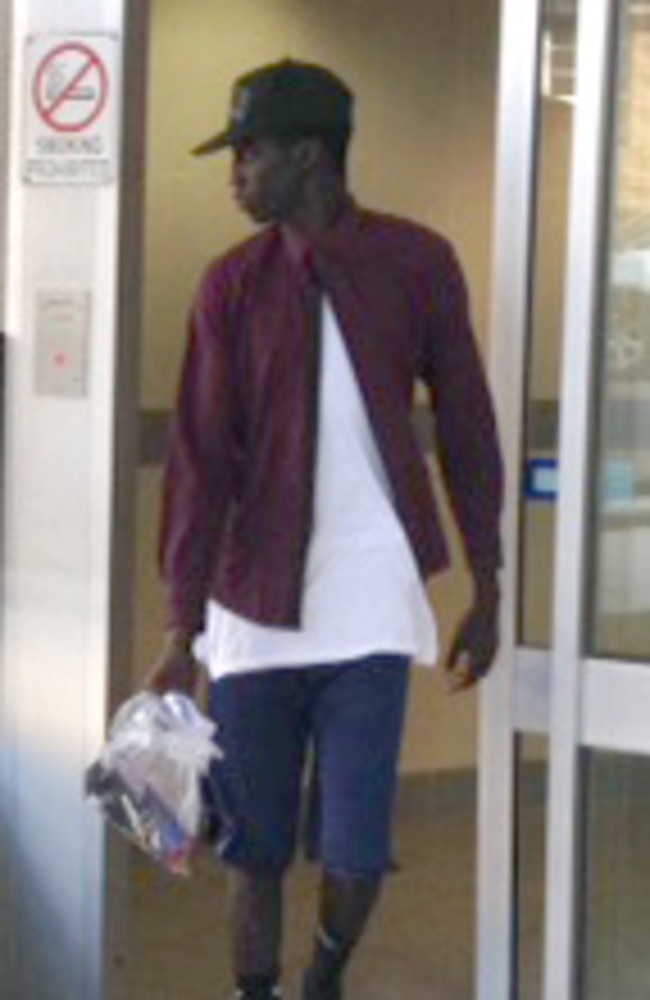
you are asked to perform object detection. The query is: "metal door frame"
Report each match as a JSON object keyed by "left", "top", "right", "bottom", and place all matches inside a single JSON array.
[{"left": 478, "top": 1, "right": 650, "bottom": 998}]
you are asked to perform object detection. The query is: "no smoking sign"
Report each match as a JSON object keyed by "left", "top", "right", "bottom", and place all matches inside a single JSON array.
[
  {"left": 24, "top": 34, "right": 119, "bottom": 185},
  {"left": 34, "top": 42, "right": 109, "bottom": 134}
]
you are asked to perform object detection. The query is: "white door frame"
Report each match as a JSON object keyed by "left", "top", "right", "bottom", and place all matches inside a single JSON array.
[
  {"left": 476, "top": 2, "right": 543, "bottom": 997},
  {"left": 478, "top": 0, "right": 650, "bottom": 998},
  {"left": 0, "top": 2, "right": 147, "bottom": 997}
]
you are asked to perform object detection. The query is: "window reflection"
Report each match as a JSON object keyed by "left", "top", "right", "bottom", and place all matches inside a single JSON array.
[
  {"left": 588, "top": 0, "right": 650, "bottom": 659},
  {"left": 519, "top": 0, "right": 577, "bottom": 647},
  {"left": 581, "top": 751, "right": 650, "bottom": 999}
]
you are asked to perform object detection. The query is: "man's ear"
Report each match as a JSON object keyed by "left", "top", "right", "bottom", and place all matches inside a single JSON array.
[{"left": 292, "top": 136, "right": 322, "bottom": 171}]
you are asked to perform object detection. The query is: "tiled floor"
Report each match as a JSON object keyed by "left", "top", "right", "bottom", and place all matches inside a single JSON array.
[
  {"left": 118, "top": 768, "right": 650, "bottom": 1000},
  {"left": 120, "top": 787, "right": 545, "bottom": 1000}
]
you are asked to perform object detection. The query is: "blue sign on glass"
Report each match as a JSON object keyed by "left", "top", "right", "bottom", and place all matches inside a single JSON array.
[{"left": 524, "top": 458, "right": 559, "bottom": 501}]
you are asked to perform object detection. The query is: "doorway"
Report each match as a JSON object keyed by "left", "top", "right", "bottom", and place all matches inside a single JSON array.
[
  {"left": 117, "top": 0, "right": 650, "bottom": 997},
  {"left": 125, "top": 1, "right": 501, "bottom": 998}
]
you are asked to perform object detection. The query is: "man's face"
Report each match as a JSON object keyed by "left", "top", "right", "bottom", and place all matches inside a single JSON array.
[{"left": 230, "top": 136, "right": 303, "bottom": 224}]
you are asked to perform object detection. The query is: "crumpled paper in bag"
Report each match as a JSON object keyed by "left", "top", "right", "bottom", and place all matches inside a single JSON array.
[{"left": 85, "top": 691, "right": 222, "bottom": 875}]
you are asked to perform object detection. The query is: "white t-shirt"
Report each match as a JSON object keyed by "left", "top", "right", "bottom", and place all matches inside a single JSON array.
[{"left": 193, "top": 299, "right": 439, "bottom": 679}]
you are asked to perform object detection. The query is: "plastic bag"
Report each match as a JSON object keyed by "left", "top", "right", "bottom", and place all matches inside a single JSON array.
[{"left": 85, "top": 691, "right": 222, "bottom": 875}]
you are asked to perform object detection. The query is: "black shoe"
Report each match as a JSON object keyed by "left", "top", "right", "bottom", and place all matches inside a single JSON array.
[
  {"left": 302, "top": 967, "right": 342, "bottom": 1000},
  {"left": 234, "top": 979, "right": 282, "bottom": 999}
]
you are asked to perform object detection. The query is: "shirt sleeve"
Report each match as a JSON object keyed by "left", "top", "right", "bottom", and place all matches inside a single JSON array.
[
  {"left": 418, "top": 238, "right": 504, "bottom": 575},
  {"left": 158, "top": 265, "right": 238, "bottom": 634}
]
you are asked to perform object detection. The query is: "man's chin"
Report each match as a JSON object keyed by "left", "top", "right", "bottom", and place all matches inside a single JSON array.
[{"left": 238, "top": 201, "right": 274, "bottom": 225}]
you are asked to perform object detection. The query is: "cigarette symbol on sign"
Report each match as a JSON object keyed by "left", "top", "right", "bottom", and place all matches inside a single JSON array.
[
  {"left": 45, "top": 63, "right": 95, "bottom": 104},
  {"left": 34, "top": 42, "right": 109, "bottom": 134}
]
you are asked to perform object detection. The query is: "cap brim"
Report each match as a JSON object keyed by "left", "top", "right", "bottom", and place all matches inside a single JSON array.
[{"left": 191, "top": 128, "right": 235, "bottom": 157}]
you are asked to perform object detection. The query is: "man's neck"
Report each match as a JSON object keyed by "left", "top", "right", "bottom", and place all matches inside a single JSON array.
[{"left": 281, "top": 182, "right": 349, "bottom": 246}]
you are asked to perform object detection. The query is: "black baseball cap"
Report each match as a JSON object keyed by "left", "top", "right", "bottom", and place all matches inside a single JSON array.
[{"left": 192, "top": 58, "right": 354, "bottom": 157}]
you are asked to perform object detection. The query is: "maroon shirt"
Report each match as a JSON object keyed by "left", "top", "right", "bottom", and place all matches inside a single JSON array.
[{"left": 160, "top": 201, "right": 503, "bottom": 633}]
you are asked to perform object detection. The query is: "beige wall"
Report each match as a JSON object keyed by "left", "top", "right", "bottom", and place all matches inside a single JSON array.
[
  {"left": 135, "top": 0, "right": 501, "bottom": 773},
  {"left": 529, "top": 100, "right": 572, "bottom": 402}
]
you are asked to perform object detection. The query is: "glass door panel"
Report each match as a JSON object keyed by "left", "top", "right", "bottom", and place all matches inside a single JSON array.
[
  {"left": 515, "top": 735, "right": 549, "bottom": 1000},
  {"left": 578, "top": 7, "right": 650, "bottom": 991},
  {"left": 587, "top": 0, "right": 650, "bottom": 659},
  {"left": 543, "top": 0, "right": 650, "bottom": 996},
  {"left": 520, "top": 0, "right": 577, "bottom": 648},
  {"left": 483, "top": 1, "right": 650, "bottom": 998},
  {"left": 581, "top": 752, "right": 650, "bottom": 1000}
]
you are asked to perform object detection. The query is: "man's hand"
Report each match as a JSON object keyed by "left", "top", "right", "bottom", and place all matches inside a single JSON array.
[
  {"left": 145, "top": 628, "right": 202, "bottom": 699},
  {"left": 445, "top": 579, "right": 500, "bottom": 694}
]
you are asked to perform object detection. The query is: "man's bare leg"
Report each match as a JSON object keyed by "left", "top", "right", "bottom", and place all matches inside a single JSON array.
[
  {"left": 229, "top": 868, "right": 284, "bottom": 998},
  {"left": 303, "top": 870, "right": 383, "bottom": 999}
]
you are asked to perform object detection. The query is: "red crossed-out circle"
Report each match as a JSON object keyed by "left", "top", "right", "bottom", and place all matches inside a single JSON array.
[{"left": 33, "top": 42, "right": 109, "bottom": 134}]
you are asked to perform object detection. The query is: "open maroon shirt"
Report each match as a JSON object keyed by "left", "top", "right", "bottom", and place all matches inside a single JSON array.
[{"left": 160, "top": 201, "right": 504, "bottom": 633}]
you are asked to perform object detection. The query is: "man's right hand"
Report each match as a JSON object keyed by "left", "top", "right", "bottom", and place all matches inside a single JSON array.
[{"left": 145, "top": 629, "right": 202, "bottom": 699}]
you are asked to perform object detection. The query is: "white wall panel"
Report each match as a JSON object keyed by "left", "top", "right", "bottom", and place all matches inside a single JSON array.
[{"left": 0, "top": 2, "right": 132, "bottom": 998}]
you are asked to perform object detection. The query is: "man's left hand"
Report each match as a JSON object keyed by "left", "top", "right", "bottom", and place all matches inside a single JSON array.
[{"left": 445, "top": 587, "right": 500, "bottom": 693}]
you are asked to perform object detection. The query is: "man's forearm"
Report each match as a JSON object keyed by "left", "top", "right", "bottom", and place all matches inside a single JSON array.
[{"left": 164, "top": 626, "right": 198, "bottom": 653}]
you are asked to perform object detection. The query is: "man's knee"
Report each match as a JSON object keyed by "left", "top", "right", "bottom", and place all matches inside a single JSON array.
[
  {"left": 319, "top": 869, "right": 383, "bottom": 941},
  {"left": 228, "top": 865, "right": 286, "bottom": 900}
]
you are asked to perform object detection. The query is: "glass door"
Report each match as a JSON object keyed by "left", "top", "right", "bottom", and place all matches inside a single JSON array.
[{"left": 480, "top": 1, "right": 650, "bottom": 999}]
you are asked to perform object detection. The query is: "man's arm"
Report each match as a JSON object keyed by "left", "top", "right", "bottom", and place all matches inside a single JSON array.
[
  {"left": 419, "top": 238, "right": 504, "bottom": 687},
  {"left": 147, "top": 265, "right": 237, "bottom": 695},
  {"left": 146, "top": 626, "right": 202, "bottom": 697}
]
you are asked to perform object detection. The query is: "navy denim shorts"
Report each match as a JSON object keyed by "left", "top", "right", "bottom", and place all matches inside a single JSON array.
[{"left": 205, "top": 653, "right": 410, "bottom": 876}]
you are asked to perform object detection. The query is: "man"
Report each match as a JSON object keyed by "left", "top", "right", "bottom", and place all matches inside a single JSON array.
[{"left": 148, "top": 59, "right": 503, "bottom": 1000}]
